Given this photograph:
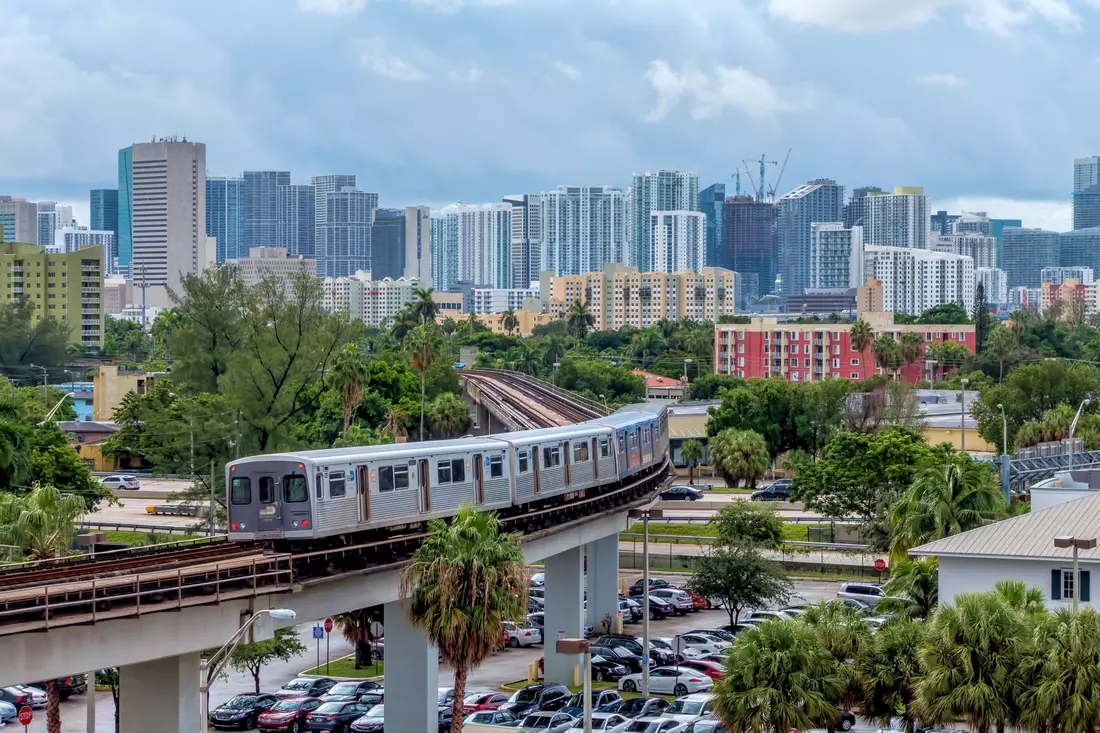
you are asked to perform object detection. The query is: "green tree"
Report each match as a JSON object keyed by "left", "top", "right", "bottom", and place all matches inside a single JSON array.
[
  {"left": 871, "top": 337, "right": 901, "bottom": 380},
  {"left": 891, "top": 455, "right": 1004, "bottom": 557},
  {"left": 427, "top": 393, "right": 471, "bottom": 439},
  {"left": 501, "top": 309, "right": 519, "bottom": 335},
  {"left": 389, "top": 307, "right": 421, "bottom": 341},
  {"left": 880, "top": 558, "right": 939, "bottom": 620},
  {"left": 1012, "top": 403, "right": 1100, "bottom": 451},
  {"left": 412, "top": 287, "right": 439, "bottom": 324},
  {"left": 631, "top": 330, "right": 665, "bottom": 369},
  {"left": 714, "top": 621, "right": 842, "bottom": 733},
  {"left": 330, "top": 343, "right": 370, "bottom": 441},
  {"left": 984, "top": 326, "right": 1015, "bottom": 382},
  {"left": 228, "top": 628, "right": 307, "bottom": 695},
  {"left": 972, "top": 281, "right": 993, "bottom": 353},
  {"left": 30, "top": 424, "right": 113, "bottom": 511},
  {"left": 103, "top": 318, "right": 150, "bottom": 360},
  {"left": 0, "top": 482, "right": 85, "bottom": 560},
  {"left": 381, "top": 407, "right": 409, "bottom": 442},
  {"left": 401, "top": 507, "right": 528, "bottom": 733},
  {"left": 406, "top": 325, "right": 443, "bottom": 440},
  {"left": 680, "top": 439, "right": 702, "bottom": 485},
  {"left": 1018, "top": 608, "right": 1100, "bottom": 733},
  {"left": 706, "top": 379, "right": 802, "bottom": 459},
  {"left": 0, "top": 396, "right": 32, "bottom": 490},
  {"left": 709, "top": 428, "right": 770, "bottom": 489},
  {"left": 900, "top": 332, "right": 926, "bottom": 373},
  {"left": 335, "top": 607, "right": 383, "bottom": 668},
  {"left": 164, "top": 266, "right": 246, "bottom": 393},
  {"left": 710, "top": 500, "right": 784, "bottom": 549},
  {"left": 857, "top": 619, "right": 925, "bottom": 733},
  {"left": 687, "top": 544, "right": 791, "bottom": 626},
  {"left": 917, "top": 303, "right": 971, "bottom": 325},
  {"left": 685, "top": 375, "right": 745, "bottom": 401},
  {"left": 0, "top": 299, "right": 70, "bottom": 367},
  {"left": 800, "top": 602, "right": 872, "bottom": 717},
  {"left": 566, "top": 300, "right": 595, "bottom": 341},
  {"left": 850, "top": 320, "right": 875, "bottom": 381},
  {"left": 992, "top": 579, "right": 1046, "bottom": 616}
]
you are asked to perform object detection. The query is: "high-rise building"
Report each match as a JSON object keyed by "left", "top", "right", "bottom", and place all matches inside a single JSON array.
[
  {"left": 630, "top": 170, "right": 699, "bottom": 271},
  {"left": 0, "top": 242, "right": 105, "bottom": 349},
  {"left": 54, "top": 227, "right": 115, "bottom": 258},
  {"left": 275, "top": 184, "right": 316, "bottom": 259},
  {"left": 434, "top": 203, "right": 512, "bottom": 288},
  {"left": 777, "top": 179, "right": 845, "bottom": 297},
  {"left": 1075, "top": 156, "right": 1100, "bottom": 193},
  {"left": 1041, "top": 277, "right": 1097, "bottom": 320},
  {"left": 539, "top": 186, "right": 628, "bottom": 277},
  {"left": 863, "top": 245, "right": 974, "bottom": 316},
  {"left": 321, "top": 273, "right": 432, "bottom": 327},
  {"left": 1002, "top": 227, "right": 1060, "bottom": 288},
  {"left": 118, "top": 139, "right": 207, "bottom": 301},
  {"left": 235, "top": 247, "right": 317, "bottom": 288},
  {"left": 316, "top": 187, "right": 377, "bottom": 278},
  {"left": 370, "top": 209, "right": 407, "bottom": 281},
  {"left": 90, "top": 189, "right": 119, "bottom": 266},
  {"left": 242, "top": 171, "right": 290, "bottom": 251},
  {"left": 1073, "top": 185, "right": 1100, "bottom": 230},
  {"left": 0, "top": 196, "right": 38, "bottom": 244},
  {"left": 401, "top": 205, "right": 432, "bottom": 287},
  {"left": 699, "top": 183, "right": 725, "bottom": 268},
  {"left": 36, "top": 203, "right": 73, "bottom": 248},
  {"left": 1041, "top": 266, "right": 1095, "bottom": 285},
  {"left": 722, "top": 196, "right": 777, "bottom": 304},
  {"left": 809, "top": 223, "right": 863, "bottom": 290},
  {"left": 843, "top": 186, "right": 928, "bottom": 250},
  {"left": 311, "top": 174, "right": 355, "bottom": 234},
  {"left": 975, "top": 267, "right": 1009, "bottom": 305},
  {"left": 206, "top": 176, "right": 244, "bottom": 262},
  {"left": 469, "top": 287, "right": 541, "bottom": 314},
  {"left": 1060, "top": 227, "right": 1100, "bottom": 275},
  {"left": 430, "top": 212, "right": 458, "bottom": 292},
  {"left": 651, "top": 211, "right": 705, "bottom": 274},
  {"left": 930, "top": 210, "right": 960, "bottom": 236},
  {"left": 502, "top": 194, "right": 541, "bottom": 288},
  {"left": 990, "top": 218, "right": 1022, "bottom": 269},
  {"left": 936, "top": 233, "right": 998, "bottom": 269}
]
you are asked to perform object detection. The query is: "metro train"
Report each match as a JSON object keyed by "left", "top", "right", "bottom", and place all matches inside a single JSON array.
[{"left": 225, "top": 402, "right": 669, "bottom": 547}]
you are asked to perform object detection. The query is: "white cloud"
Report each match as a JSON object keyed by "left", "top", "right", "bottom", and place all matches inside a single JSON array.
[
  {"left": 916, "top": 72, "right": 968, "bottom": 86},
  {"left": 448, "top": 65, "right": 483, "bottom": 82},
  {"left": 767, "top": 0, "right": 1083, "bottom": 35},
  {"left": 406, "top": 0, "right": 518, "bottom": 13},
  {"left": 360, "top": 38, "right": 429, "bottom": 82},
  {"left": 553, "top": 61, "right": 582, "bottom": 79},
  {"left": 297, "top": 0, "right": 368, "bottom": 15},
  {"left": 643, "top": 60, "right": 799, "bottom": 123},
  {"left": 935, "top": 197, "right": 1072, "bottom": 232}
]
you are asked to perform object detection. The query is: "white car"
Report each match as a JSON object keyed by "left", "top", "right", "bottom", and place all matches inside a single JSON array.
[
  {"left": 617, "top": 666, "right": 714, "bottom": 696},
  {"left": 744, "top": 610, "right": 793, "bottom": 623},
  {"left": 663, "top": 694, "right": 717, "bottom": 725},
  {"left": 654, "top": 638, "right": 704, "bottom": 660},
  {"left": 619, "top": 717, "right": 687, "bottom": 732},
  {"left": 518, "top": 711, "right": 576, "bottom": 732},
  {"left": 650, "top": 588, "right": 694, "bottom": 615},
  {"left": 100, "top": 474, "right": 140, "bottom": 490},
  {"left": 504, "top": 620, "right": 542, "bottom": 648},
  {"left": 464, "top": 709, "right": 521, "bottom": 727},
  {"left": 569, "top": 712, "right": 633, "bottom": 731},
  {"left": 673, "top": 634, "right": 729, "bottom": 656}
]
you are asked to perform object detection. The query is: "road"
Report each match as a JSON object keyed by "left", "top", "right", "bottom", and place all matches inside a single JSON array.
[{"left": 24, "top": 577, "right": 849, "bottom": 732}]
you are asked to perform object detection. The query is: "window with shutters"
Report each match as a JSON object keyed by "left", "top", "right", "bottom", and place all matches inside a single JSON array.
[{"left": 1063, "top": 569, "right": 1076, "bottom": 600}]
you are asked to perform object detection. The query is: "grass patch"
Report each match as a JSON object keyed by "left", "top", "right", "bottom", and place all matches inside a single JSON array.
[
  {"left": 626, "top": 522, "right": 718, "bottom": 539},
  {"left": 102, "top": 530, "right": 202, "bottom": 545},
  {"left": 705, "top": 487, "right": 754, "bottom": 494},
  {"left": 788, "top": 569, "right": 883, "bottom": 582},
  {"left": 781, "top": 524, "right": 810, "bottom": 542},
  {"left": 302, "top": 655, "right": 384, "bottom": 678}
]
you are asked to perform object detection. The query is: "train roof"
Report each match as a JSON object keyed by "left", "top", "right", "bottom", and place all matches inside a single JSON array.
[
  {"left": 230, "top": 435, "right": 511, "bottom": 466},
  {"left": 492, "top": 422, "right": 613, "bottom": 445}
]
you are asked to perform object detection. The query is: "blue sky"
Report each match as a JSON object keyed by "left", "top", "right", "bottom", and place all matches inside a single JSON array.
[{"left": 3, "top": 0, "right": 1098, "bottom": 230}]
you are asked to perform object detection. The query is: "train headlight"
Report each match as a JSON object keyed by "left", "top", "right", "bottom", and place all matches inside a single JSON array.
[{"left": 292, "top": 521, "right": 299, "bottom": 528}]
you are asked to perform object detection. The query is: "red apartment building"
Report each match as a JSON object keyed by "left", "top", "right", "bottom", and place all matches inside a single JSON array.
[{"left": 714, "top": 312, "right": 975, "bottom": 384}]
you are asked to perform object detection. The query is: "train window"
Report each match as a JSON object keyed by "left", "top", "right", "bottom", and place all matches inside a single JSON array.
[
  {"left": 230, "top": 477, "right": 251, "bottom": 505},
  {"left": 438, "top": 461, "right": 452, "bottom": 485},
  {"left": 394, "top": 465, "right": 409, "bottom": 490},
  {"left": 489, "top": 455, "right": 504, "bottom": 478},
  {"left": 451, "top": 459, "right": 465, "bottom": 483},
  {"left": 543, "top": 446, "right": 561, "bottom": 468},
  {"left": 329, "top": 474, "right": 347, "bottom": 499},
  {"left": 283, "top": 475, "right": 308, "bottom": 503},
  {"left": 573, "top": 442, "right": 589, "bottom": 462},
  {"left": 259, "top": 477, "right": 275, "bottom": 504},
  {"left": 379, "top": 465, "right": 410, "bottom": 493},
  {"left": 518, "top": 450, "right": 529, "bottom": 474},
  {"left": 599, "top": 439, "right": 610, "bottom": 458},
  {"left": 316, "top": 472, "right": 323, "bottom": 499}
]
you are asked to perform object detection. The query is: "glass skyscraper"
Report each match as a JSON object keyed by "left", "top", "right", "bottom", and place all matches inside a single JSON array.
[
  {"left": 630, "top": 170, "right": 699, "bottom": 272},
  {"left": 317, "top": 188, "right": 377, "bottom": 278},
  {"left": 276, "top": 184, "right": 316, "bottom": 258},
  {"left": 699, "top": 183, "right": 725, "bottom": 268},
  {"left": 206, "top": 177, "right": 244, "bottom": 262},
  {"left": 117, "top": 146, "right": 133, "bottom": 271},
  {"left": 776, "top": 179, "right": 845, "bottom": 296},
  {"left": 90, "top": 189, "right": 119, "bottom": 266},
  {"left": 1002, "top": 227, "right": 1060, "bottom": 288},
  {"left": 243, "top": 171, "right": 290, "bottom": 251},
  {"left": 371, "top": 209, "right": 406, "bottom": 280}
]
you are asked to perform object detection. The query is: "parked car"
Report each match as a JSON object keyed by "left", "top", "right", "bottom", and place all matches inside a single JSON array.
[
  {"left": 504, "top": 619, "right": 543, "bottom": 647},
  {"left": 12, "top": 685, "right": 46, "bottom": 708},
  {"left": 660, "top": 486, "right": 703, "bottom": 501},
  {"left": 615, "top": 697, "right": 670, "bottom": 720},
  {"left": 306, "top": 700, "right": 375, "bottom": 731},
  {"left": 0, "top": 687, "right": 37, "bottom": 709},
  {"left": 518, "top": 711, "right": 576, "bottom": 732},
  {"left": 465, "top": 708, "right": 522, "bottom": 727},
  {"left": 686, "top": 628, "right": 735, "bottom": 643},
  {"left": 258, "top": 696, "right": 322, "bottom": 732},
  {"left": 528, "top": 596, "right": 546, "bottom": 613},
  {"left": 744, "top": 610, "right": 793, "bottom": 623},
  {"left": 349, "top": 704, "right": 386, "bottom": 732},
  {"left": 650, "top": 589, "right": 694, "bottom": 616},
  {"left": 589, "top": 644, "right": 647, "bottom": 674},
  {"left": 685, "top": 590, "right": 708, "bottom": 611},
  {"left": 620, "top": 716, "right": 688, "bottom": 732},
  {"left": 628, "top": 578, "right": 671, "bottom": 597},
  {"left": 648, "top": 596, "right": 675, "bottom": 620},
  {"left": 530, "top": 572, "right": 545, "bottom": 587},
  {"left": 681, "top": 720, "right": 728, "bottom": 733},
  {"left": 697, "top": 653, "right": 729, "bottom": 664},
  {"left": 438, "top": 689, "right": 459, "bottom": 707},
  {"left": 568, "top": 712, "right": 631, "bottom": 730},
  {"left": 750, "top": 484, "right": 790, "bottom": 502},
  {"left": 0, "top": 701, "right": 15, "bottom": 725},
  {"left": 357, "top": 689, "right": 384, "bottom": 709},
  {"left": 617, "top": 667, "right": 714, "bottom": 696},
  {"left": 643, "top": 638, "right": 681, "bottom": 665},
  {"left": 438, "top": 706, "right": 454, "bottom": 732},
  {"left": 277, "top": 677, "right": 337, "bottom": 699},
  {"left": 620, "top": 598, "right": 643, "bottom": 623},
  {"left": 675, "top": 661, "right": 725, "bottom": 681},
  {"left": 590, "top": 655, "right": 631, "bottom": 682},
  {"left": 321, "top": 681, "right": 382, "bottom": 703},
  {"left": 594, "top": 635, "right": 676, "bottom": 667},
  {"left": 560, "top": 690, "right": 623, "bottom": 718},
  {"left": 839, "top": 597, "right": 873, "bottom": 614},
  {"left": 463, "top": 690, "right": 510, "bottom": 713},
  {"left": 663, "top": 694, "right": 718, "bottom": 725},
  {"left": 837, "top": 582, "right": 888, "bottom": 608},
  {"left": 500, "top": 683, "right": 571, "bottom": 717},
  {"left": 837, "top": 710, "right": 857, "bottom": 731},
  {"left": 100, "top": 474, "right": 141, "bottom": 490},
  {"left": 29, "top": 675, "right": 86, "bottom": 701},
  {"left": 673, "top": 633, "right": 730, "bottom": 655},
  {"left": 210, "top": 694, "right": 279, "bottom": 730},
  {"left": 716, "top": 623, "right": 758, "bottom": 635}
]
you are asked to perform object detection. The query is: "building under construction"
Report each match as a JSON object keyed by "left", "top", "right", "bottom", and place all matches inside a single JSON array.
[{"left": 721, "top": 195, "right": 777, "bottom": 305}]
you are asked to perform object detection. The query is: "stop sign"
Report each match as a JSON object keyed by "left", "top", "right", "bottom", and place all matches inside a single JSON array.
[
  {"left": 324, "top": 617, "right": 333, "bottom": 633},
  {"left": 17, "top": 706, "right": 32, "bottom": 725},
  {"left": 874, "top": 558, "right": 887, "bottom": 572}
]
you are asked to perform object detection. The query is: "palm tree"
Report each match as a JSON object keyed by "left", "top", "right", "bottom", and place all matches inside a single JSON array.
[
  {"left": 850, "top": 320, "right": 874, "bottom": 380},
  {"left": 406, "top": 325, "right": 442, "bottom": 440},
  {"left": 0, "top": 397, "right": 31, "bottom": 490},
  {"left": 330, "top": 343, "right": 370, "bottom": 442},
  {"left": 566, "top": 299, "right": 595, "bottom": 341},
  {"left": 709, "top": 428, "right": 769, "bottom": 488},
  {"left": 899, "top": 332, "right": 926, "bottom": 378},
  {"left": 427, "top": 393, "right": 471, "bottom": 439},
  {"left": 985, "top": 326, "right": 1015, "bottom": 382},
  {"left": 891, "top": 455, "right": 1004, "bottom": 557},
  {"left": 1019, "top": 608, "right": 1100, "bottom": 733},
  {"left": 800, "top": 602, "right": 871, "bottom": 718},
  {"left": 680, "top": 439, "right": 703, "bottom": 485},
  {"left": 632, "top": 330, "right": 665, "bottom": 369},
  {"left": 334, "top": 608, "right": 381, "bottom": 668},
  {"left": 880, "top": 558, "right": 939, "bottom": 620},
  {"left": 389, "top": 307, "right": 420, "bottom": 341},
  {"left": 412, "top": 287, "right": 438, "bottom": 324},
  {"left": 381, "top": 407, "right": 409, "bottom": 443},
  {"left": 542, "top": 336, "right": 566, "bottom": 370},
  {"left": 714, "top": 621, "right": 843, "bottom": 733},
  {"left": 513, "top": 346, "right": 541, "bottom": 377},
  {"left": 401, "top": 507, "right": 528, "bottom": 733},
  {"left": 915, "top": 592, "right": 1022, "bottom": 733},
  {"left": 501, "top": 309, "right": 519, "bottom": 336},
  {"left": 992, "top": 578, "right": 1046, "bottom": 616},
  {"left": 857, "top": 619, "right": 925, "bottom": 733},
  {"left": 441, "top": 317, "right": 458, "bottom": 336},
  {"left": 871, "top": 337, "right": 901, "bottom": 380}
]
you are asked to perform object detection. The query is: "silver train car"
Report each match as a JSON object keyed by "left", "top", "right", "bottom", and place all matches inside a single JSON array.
[{"left": 226, "top": 403, "right": 668, "bottom": 543}]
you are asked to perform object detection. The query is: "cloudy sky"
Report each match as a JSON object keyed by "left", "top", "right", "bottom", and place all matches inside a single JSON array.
[{"left": 3, "top": 0, "right": 1097, "bottom": 230}]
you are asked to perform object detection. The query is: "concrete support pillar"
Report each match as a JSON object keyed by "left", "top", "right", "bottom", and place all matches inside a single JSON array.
[
  {"left": 544, "top": 546, "right": 584, "bottom": 685},
  {"left": 119, "top": 653, "right": 199, "bottom": 733},
  {"left": 587, "top": 534, "right": 621, "bottom": 636},
  {"left": 384, "top": 600, "right": 439, "bottom": 733},
  {"left": 86, "top": 672, "right": 96, "bottom": 733}
]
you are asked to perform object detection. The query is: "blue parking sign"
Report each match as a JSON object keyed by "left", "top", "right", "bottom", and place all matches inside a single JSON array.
[{"left": 312, "top": 626, "right": 324, "bottom": 639}]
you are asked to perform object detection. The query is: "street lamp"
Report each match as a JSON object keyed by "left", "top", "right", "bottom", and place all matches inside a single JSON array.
[
  {"left": 682, "top": 358, "right": 693, "bottom": 381},
  {"left": 553, "top": 362, "right": 561, "bottom": 386},
  {"left": 629, "top": 508, "right": 651, "bottom": 698},
  {"left": 959, "top": 378, "right": 969, "bottom": 453},
  {"left": 1068, "top": 398, "right": 1092, "bottom": 472},
  {"left": 200, "top": 609, "right": 296, "bottom": 733},
  {"left": 598, "top": 394, "right": 607, "bottom": 410},
  {"left": 28, "top": 363, "right": 47, "bottom": 407},
  {"left": 1054, "top": 536, "right": 1097, "bottom": 611},
  {"left": 64, "top": 369, "right": 76, "bottom": 396},
  {"left": 556, "top": 638, "right": 593, "bottom": 732},
  {"left": 998, "top": 404, "right": 1008, "bottom": 457}
]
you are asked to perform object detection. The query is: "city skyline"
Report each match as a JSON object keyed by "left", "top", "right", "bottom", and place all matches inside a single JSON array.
[{"left": 2, "top": 1, "right": 1093, "bottom": 232}]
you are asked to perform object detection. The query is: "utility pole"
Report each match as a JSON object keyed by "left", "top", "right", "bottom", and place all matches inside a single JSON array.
[
  {"left": 209, "top": 460, "right": 216, "bottom": 536},
  {"left": 29, "top": 363, "right": 47, "bottom": 407},
  {"left": 139, "top": 263, "right": 148, "bottom": 329}
]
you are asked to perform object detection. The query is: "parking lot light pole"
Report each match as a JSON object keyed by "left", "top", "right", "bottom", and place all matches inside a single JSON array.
[
  {"left": 557, "top": 639, "right": 592, "bottom": 732},
  {"left": 630, "top": 507, "right": 651, "bottom": 698},
  {"left": 1054, "top": 536, "right": 1097, "bottom": 611},
  {"left": 1069, "top": 398, "right": 1091, "bottom": 472}
]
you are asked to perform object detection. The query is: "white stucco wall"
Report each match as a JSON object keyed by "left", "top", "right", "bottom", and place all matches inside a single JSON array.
[
  {"left": 938, "top": 554, "right": 1100, "bottom": 609},
  {"left": 1030, "top": 486, "right": 1097, "bottom": 512}
]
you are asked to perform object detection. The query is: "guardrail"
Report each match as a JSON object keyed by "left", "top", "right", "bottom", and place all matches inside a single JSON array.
[
  {"left": 645, "top": 515, "right": 867, "bottom": 525},
  {"left": 78, "top": 521, "right": 216, "bottom": 536},
  {"left": 619, "top": 533, "right": 871, "bottom": 552}
]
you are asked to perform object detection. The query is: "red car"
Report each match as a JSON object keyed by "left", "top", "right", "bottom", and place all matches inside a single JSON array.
[
  {"left": 258, "top": 696, "right": 322, "bottom": 733},
  {"left": 677, "top": 659, "right": 725, "bottom": 680},
  {"left": 463, "top": 690, "right": 510, "bottom": 714}
]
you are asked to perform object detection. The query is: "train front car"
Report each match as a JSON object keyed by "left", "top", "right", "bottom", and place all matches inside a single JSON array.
[{"left": 226, "top": 454, "right": 318, "bottom": 542}]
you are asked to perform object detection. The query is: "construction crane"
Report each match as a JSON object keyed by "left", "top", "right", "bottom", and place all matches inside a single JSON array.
[
  {"left": 731, "top": 167, "right": 742, "bottom": 197},
  {"left": 744, "top": 154, "right": 777, "bottom": 203},
  {"left": 766, "top": 148, "right": 792, "bottom": 202}
]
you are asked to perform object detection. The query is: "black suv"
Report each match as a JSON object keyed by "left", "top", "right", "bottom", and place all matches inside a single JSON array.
[
  {"left": 499, "top": 682, "right": 571, "bottom": 717},
  {"left": 210, "top": 693, "right": 279, "bottom": 730},
  {"left": 594, "top": 635, "right": 675, "bottom": 666},
  {"left": 627, "top": 578, "right": 671, "bottom": 597},
  {"left": 750, "top": 483, "right": 791, "bottom": 502}
]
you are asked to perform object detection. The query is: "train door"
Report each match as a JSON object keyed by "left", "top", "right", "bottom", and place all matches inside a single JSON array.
[
  {"left": 591, "top": 437, "right": 599, "bottom": 481},
  {"left": 533, "top": 447, "right": 542, "bottom": 494},
  {"left": 257, "top": 471, "right": 282, "bottom": 533},
  {"left": 563, "top": 442, "right": 571, "bottom": 486},
  {"left": 419, "top": 459, "right": 431, "bottom": 512},
  {"left": 473, "top": 453, "right": 485, "bottom": 504},
  {"left": 357, "top": 464, "right": 370, "bottom": 522}
]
